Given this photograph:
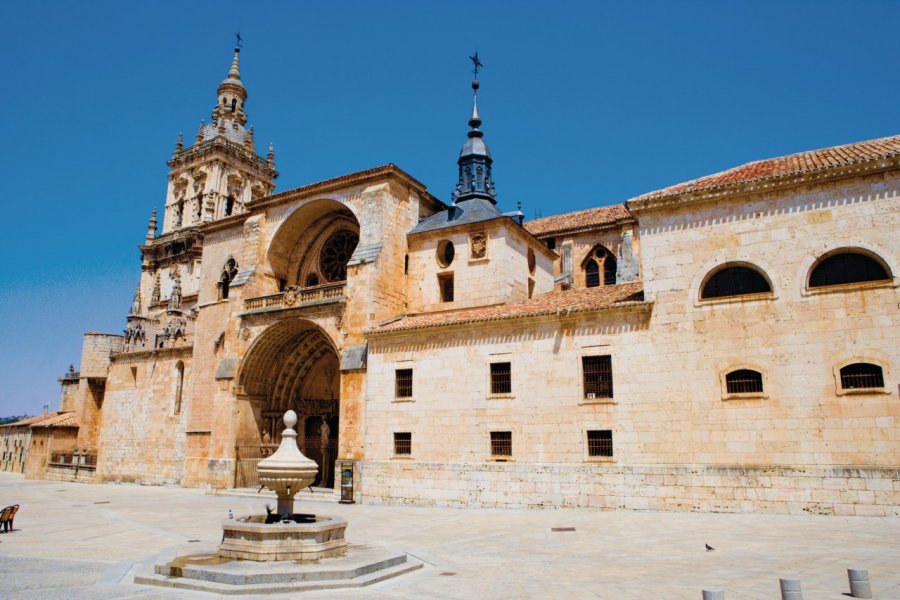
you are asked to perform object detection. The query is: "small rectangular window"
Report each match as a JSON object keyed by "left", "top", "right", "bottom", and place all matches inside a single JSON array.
[
  {"left": 582, "top": 355, "right": 613, "bottom": 399},
  {"left": 545, "top": 237, "right": 556, "bottom": 250},
  {"left": 490, "top": 431, "right": 512, "bottom": 457},
  {"left": 393, "top": 432, "right": 411, "bottom": 456},
  {"left": 439, "top": 273, "right": 454, "bottom": 302},
  {"left": 587, "top": 430, "right": 613, "bottom": 457},
  {"left": 490, "top": 362, "right": 512, "bottom": 395},
  {"left": 395, "top": 369, "right": 413, "bottom": 398}
]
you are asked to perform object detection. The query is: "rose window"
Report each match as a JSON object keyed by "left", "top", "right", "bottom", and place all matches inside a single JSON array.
[{"left": 319, "top": 230, "right": 359, "bottom": 282}]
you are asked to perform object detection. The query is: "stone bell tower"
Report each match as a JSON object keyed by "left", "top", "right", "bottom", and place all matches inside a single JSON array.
[{"left": 161, "top": 44, "right": 278, "bottom": 233}]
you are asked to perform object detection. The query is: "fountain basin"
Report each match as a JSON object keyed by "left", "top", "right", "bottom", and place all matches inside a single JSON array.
[{"left": 219, "top": 515, "right": 348, "bottom": 562}]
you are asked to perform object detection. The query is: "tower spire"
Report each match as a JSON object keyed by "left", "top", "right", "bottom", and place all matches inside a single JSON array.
[{"left": 453, "top": 52, "right": 496, "bottom": 204}]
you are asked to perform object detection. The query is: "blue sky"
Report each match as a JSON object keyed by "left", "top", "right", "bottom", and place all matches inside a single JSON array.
[{"left": 2, "top": 1, "right": 898, "bottom": 416}]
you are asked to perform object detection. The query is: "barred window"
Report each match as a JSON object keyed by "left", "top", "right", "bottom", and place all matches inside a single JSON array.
[
  {"left": 395, "top": 369, "right": 413, "bottom": 398},
  {"left": 725, "top": 369, "right": 763, "bottom": 394},
  {"left": 490, "top": 431, "right": 512, "bottom": 457},
  {"left": 439, "top": 273, "right": 454, "bottom": 302},
  {"left": 582, "top": 355, "right": 613, "bottom": 399},
  {"left": 587, "top": 430, "right": 613, "bottom": 457},
  {"left": 701, "top": 265, "right": 771, "bottom": 299},
  {"left": 839, "top": 363, "right": 885, "bottom": 390},
  {"left": 810, "top": 251, "right": 890, "bottom": 288},
  {"left": 490, "top": 362, "right": 512, "bottom": 395},
  {"left": 393, "top": 432, "right": 411, "bottom": 455}
]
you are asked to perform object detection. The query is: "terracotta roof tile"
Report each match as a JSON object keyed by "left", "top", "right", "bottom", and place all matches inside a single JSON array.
[
  {"left": 631, "top": 134, "right": 900, "bottom": 204},
  {"left": 30, "top": 412, "right": 78, "bottom": 428},
  {"left": 524, "top": 203, "right": 632, "bottom": 237},
  {"left": 369, "top": 282, "right": 647, "bottom": 334}
]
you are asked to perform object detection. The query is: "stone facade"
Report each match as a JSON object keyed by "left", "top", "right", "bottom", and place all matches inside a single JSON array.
[{"left": 44, "top": 47, "right": 899, "bottom": 516}]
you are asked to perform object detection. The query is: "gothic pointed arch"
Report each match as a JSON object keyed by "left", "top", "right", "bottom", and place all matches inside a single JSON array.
[{"left": 581, "top": 244, "right": 617, "bottom": 288}]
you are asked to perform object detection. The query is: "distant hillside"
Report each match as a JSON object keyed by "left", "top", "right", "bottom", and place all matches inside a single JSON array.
[{"left": 0, "top": 415, "right": 30, "bottom": 425}]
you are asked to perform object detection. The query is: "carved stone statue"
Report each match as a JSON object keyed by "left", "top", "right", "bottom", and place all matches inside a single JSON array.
[{"left": 150, "top": 274, "right": 161, "bottom": 305}]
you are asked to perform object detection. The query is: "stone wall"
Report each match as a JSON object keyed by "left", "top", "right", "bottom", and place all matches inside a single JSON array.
[
  {"left": 96, "top": 351, "right": 190, "bottom": 484},
  {"left": 360, "top": 461, "right": 899, "bottom": 516}
]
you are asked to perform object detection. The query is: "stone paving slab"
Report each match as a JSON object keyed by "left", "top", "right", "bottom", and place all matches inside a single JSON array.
[{"left": 1, "top": 472, "right": 898, "bottom": 599}]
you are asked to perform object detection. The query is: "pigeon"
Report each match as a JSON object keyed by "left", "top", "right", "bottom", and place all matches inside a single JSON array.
[{"left": 705, "top": 543, "right": 715, "bottom": 551}]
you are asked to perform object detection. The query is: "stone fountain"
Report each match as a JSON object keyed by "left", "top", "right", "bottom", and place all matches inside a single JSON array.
[
  {"left": 136, "top": 410, "right": 422, "bottom": 593},
  {"left": 218, "top": 410, "right": 348, "bottom": 562}
]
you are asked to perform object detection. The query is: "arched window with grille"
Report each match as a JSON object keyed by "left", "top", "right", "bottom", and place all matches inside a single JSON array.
[
  {"left": 701, "top": 264, "right": 772, "bottom": 300},
  {"left": 721, "top": 366, "right": 767, "bottom": 399},
  {"left": 809, "top": 250, "right": 891, "bottom": 288},
  {"left": 583, "top": 245, "right": 617, "bottom": 288},
  {"left": 838, "top": 362, "right": 885, "bottom": 392}
]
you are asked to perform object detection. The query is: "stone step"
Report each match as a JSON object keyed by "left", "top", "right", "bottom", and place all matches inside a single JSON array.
[{"left": 135, "top": 547, "right": 424, "bottom": 594}]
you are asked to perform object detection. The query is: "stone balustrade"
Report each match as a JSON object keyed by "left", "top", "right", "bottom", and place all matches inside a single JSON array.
[{"left": 244, "top": 282, "right": 345, "bottom": 311}]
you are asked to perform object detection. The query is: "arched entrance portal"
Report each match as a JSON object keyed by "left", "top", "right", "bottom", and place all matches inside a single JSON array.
[{"left": 236, "top": 319, "right": 340, "bottom": 489}]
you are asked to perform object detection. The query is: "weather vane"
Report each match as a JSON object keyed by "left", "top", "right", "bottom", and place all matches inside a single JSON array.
[
  {"left": 234, "top": 32, "right": 243, "bottom": 50},
  {"left": 469, "top": 51, "right": 483, "bottom": 79}
]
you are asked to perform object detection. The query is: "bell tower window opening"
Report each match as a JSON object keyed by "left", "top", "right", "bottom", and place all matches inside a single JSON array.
[
  {"left": 230, "top": 98, "right": 237, "bottom": 112},
  {"left": 224, "top": 195, "right": 235, "bottom": 217},
  {"left": 319, "top": 229, "right": 359, "bottom": 283},
  {"left": 584, "top": 245, "right": 616, "bottom": 288}
]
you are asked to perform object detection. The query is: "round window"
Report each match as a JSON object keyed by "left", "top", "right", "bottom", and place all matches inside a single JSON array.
[
  {"left": 437, "top": 240, "right": 455, "bottom": 268},
  {"left": 319, "top": 229, "right": 359, "bottom": 282}
]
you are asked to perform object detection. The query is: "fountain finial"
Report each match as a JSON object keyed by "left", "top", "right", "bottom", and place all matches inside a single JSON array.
[{"left": 256, "top": 410, "right": 319, "bottom": 516}]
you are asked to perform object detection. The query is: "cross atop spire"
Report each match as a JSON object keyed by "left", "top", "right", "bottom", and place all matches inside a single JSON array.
[
  {"left": 469, "top": 51, "right": 483, "bottom": 79},
  {"left": 453, "top": 52, "right": 496, "bottom": 204},
  {"left": 234, "top": 32, "right": 243, "bottom": 50}
]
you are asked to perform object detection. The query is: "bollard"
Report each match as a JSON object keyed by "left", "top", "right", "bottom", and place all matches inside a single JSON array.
[
  {"left": 847, "top": 568, "right": 872, "bottom": 598},
  {"left": 702, "top": 589, "right": 725, "bottom": 600},
  {"left": 779, "top": 578, "right": 802, "bottom": 600}
]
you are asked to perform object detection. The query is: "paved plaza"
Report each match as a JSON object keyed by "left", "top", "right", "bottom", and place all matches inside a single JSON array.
[{"left": 0, "top": 473, "right": 897, "bottom": 599}]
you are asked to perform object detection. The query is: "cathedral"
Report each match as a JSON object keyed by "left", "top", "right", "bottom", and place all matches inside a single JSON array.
[{"left": 25, "top": 45, "right": 899, "bottom": 516}]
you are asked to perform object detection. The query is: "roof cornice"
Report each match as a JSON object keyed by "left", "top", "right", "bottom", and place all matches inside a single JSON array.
[
  {"left": 627, "top": 147, "right": 900, "bottom": 214},
  {"left": 248, "top": 163, "right": 446, "bottom": 212}
]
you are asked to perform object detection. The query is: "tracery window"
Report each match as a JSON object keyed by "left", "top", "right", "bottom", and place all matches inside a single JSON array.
[
  {"left": 701, "top": 265, "right": 772, "bottom": 299},
  {"left": 809, "top": 250, "right": 890, "bottom": 288},
  {"left": 584, "top": 245, "right": 616, "bottom": 288},
  {"left": 219, "top": 258, "right": 239, "bottom": 299},
  {"left": 319, "top": 229, "right": 359, "bottom": 282}
]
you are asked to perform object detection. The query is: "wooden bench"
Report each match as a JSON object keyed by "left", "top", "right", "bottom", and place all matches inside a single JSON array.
[{"left": 0, "top": 504, "right": 19, "bottom": 532}]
